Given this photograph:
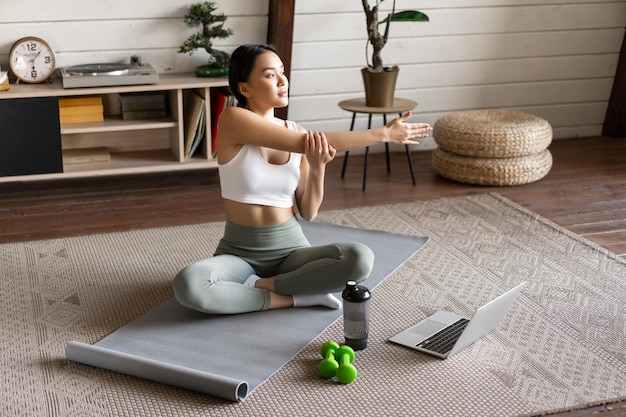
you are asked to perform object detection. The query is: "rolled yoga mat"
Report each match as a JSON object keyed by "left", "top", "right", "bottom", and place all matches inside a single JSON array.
[{"left": 66, "top": 220, "right": 428, "bottom": 401}]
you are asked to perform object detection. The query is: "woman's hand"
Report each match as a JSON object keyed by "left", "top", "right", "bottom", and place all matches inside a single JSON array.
[
  {"left": 295, "top": 131, "right": 335, "bottom": 221},
  {"left": 384, "top": 111, "right": 432, "bottom": 144},
  {"left": 305, "top": 131, "right": 336, "bottom": 169}
]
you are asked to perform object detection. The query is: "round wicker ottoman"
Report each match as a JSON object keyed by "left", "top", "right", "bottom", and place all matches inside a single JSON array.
[
  {"left": 432, "top": 147, "right": 553, "bottom": 186},
  {"left": 433, "top": 109, "right": 553, "bottom": 158},
  {"left": 432, "top": 109, "right": 553, "bottom": 185}
]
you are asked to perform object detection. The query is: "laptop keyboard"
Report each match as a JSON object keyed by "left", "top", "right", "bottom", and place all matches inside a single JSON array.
[{"left": 416, "top": 318, "right": 470, "bottom": 354}]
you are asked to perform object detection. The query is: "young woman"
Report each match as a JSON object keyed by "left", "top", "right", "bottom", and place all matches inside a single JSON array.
[{"left": 173, "top": 44, "right": 432, "bottom": 315}]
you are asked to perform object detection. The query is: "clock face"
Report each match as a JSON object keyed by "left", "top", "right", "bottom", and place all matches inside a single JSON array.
[{"left": 9, "top": 37, "right": 57, "bottom": 83}]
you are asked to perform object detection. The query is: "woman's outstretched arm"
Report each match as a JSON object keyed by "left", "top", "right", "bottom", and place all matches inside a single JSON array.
[
  {"left": 217, "top": 107, "right": 431, "bottom": 154},
  {"left": 324, "top": 112, "right": 431, "bottom": 152}
]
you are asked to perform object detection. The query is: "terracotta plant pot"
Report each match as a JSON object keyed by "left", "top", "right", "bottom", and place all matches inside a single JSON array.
[{"left": 361, "top": 66, "right": 399, "bottom": 107}]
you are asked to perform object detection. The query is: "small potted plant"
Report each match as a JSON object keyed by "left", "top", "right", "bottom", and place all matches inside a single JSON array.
[
  {"left": 361, "top": 0, "right": 429, "bottom": 106},
  {"left": 178, "top": 2, "right": 234, "bottom": 77}
]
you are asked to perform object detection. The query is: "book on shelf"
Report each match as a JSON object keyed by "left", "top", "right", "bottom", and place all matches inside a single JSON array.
[
  {"left": 59, "top": 105, "right": 105, "bottom": 117},
  {"left": 183, "top": 91, "right": 206, "bottom": 160},
  {"left": 59, "top": 95, "right": 104, "bottom": 124},
  {"left": 0, "top": 71, "right": 10, "bottom": 92},
  {"left": 121, "top": 101, "right": 166, "bottom": 112},
  {"left": 62, "top": 147, "right": 110, "bottom": 165},
  {"left": 210, "top": 87, "right": 237, "bottom": 156},
  {"left": 119, "top": 91, "right": 168, "bottom": 120},
  {"left": 186, "top": 106, "right": 206, "bottom": 160},
  {"left": 58, "top": 96, "right": 102, "bottom": 107},
  {"left": 121, "top": 109, "right": 167, "bottom": 120},
  {"left": 119, "top": 91, "right": 167, "bottom": 104}
]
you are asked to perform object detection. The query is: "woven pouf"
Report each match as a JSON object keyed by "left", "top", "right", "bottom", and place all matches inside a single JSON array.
[
  {"left": 432, "top": 147, "right": 553, "bottom": 186},
  {"left": 433, "top": 109, "right": 553, "bottom": 158},
  {"left": 432, "top": 109, "right": 553, "bottom": 185}
]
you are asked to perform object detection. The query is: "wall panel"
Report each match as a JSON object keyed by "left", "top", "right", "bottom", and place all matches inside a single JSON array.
[
  {"left": 294, "top": 3, "right": 626, "bottom": 42},
  {"left": 0, "top": 0, "right": 624, "bottom": 151},
  {"left": 291, "top": 55, "right": 620, "bottom": 96},
  {"left": 290, "top": 0, "right": 626, "bottom": 149},
  {"left": 0, "top": 1, "right": 268, "bottom": 74}
]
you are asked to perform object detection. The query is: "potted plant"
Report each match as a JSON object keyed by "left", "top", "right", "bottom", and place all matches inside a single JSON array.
[
  {"left": 361, "top": 0, "right": 429, "bottom": 106},
  {"left": 178, "top": 1, "right": 234, "bottom": 77}
]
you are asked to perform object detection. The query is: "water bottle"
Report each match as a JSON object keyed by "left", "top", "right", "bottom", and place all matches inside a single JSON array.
[{"left": 342, "top": 280, "right": 371, "bottom": 350}]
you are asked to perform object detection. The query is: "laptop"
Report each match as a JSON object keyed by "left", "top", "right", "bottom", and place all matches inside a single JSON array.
[{"left": 389, "top": 282, "right": 526, "bottom": 359}]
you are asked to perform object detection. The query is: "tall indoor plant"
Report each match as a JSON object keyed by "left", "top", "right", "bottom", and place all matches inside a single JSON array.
[
  {"left": 178, "top": 2, "right": 234, "bottom": 77},
  {"left": 361, "top": 0, "right": 429, "bottom": 106}
]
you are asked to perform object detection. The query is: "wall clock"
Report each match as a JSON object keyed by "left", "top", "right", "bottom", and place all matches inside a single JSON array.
[{"left": 9, "top": 36, "right": 57, "bottom": 84}]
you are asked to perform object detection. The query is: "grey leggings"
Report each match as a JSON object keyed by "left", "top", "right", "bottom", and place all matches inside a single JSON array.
[{"left": 172, "top": 216, "right": 374, "bottom": 314}]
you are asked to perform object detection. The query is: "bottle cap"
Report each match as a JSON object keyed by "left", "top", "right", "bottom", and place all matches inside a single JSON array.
[{"left": 342, "top": 281, "right": 371, "bottom": 302}]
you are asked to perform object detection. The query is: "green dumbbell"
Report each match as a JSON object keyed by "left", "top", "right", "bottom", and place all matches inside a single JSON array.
[
  {"left": 334, "top": 345, "right": 357, "bottom": 384},
  {"left": 318, "top": 341, "right": 340, "bottom": 379}
]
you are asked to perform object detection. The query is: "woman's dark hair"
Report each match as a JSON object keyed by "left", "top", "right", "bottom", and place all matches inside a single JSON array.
[{"left": 229, "top": 44, "right": 278, "bottom": 108}]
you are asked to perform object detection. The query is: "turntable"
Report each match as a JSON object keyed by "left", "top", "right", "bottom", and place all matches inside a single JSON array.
[{"left": 61, "top": 59, "right": 159, "bottom": 89}]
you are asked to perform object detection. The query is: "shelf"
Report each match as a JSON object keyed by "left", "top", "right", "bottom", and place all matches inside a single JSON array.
[
  {"left": 0, "top": 73, "right": 228, "bottom": 183},
  {"left": 1, "top": 73, "right": 229, "bottom": 99},
  {"left": 60, "top": 117, "right": 178, "bottom": 134},
  {"left": 0, "top": 151, "right": 218, "bottom": 183}
]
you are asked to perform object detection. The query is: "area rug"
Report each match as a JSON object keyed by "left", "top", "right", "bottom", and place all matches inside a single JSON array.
[
  {"left": 1, "top": 193, "right": 625, "bottom": 417},
  {"left": 65, "top": 221, "right": 428, "bottom": 402}
]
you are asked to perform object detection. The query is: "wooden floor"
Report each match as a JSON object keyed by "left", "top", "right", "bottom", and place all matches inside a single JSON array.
[
  {"left": 2, "top": 136, "right": 625, "bottom": 257},
  {"left": 1, "top": 136, "right": 625, "bottom": 416}
]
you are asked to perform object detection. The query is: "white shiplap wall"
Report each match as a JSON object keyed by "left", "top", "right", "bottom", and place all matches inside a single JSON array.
[
  {"left": 0, "top": 1, "right": 268, "bottom": 75},
  {"left": 1, "top": 0, "right": 624, "bottom": 152},
  {"left": 290, "top": 0, "right": 626, "bottom": 151}
]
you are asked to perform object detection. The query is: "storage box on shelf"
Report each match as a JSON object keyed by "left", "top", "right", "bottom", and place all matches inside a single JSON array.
[{"left": 0, "top": 73, "right": 229, "bottom": 183}]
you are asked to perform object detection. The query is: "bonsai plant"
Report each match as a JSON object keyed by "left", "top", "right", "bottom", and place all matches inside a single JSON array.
[
  {"left": 361, "top": 0, "right": 429, "bottom": 106},
  {"left": 178, "top": 2, "right": 234, "bottom": 77}
]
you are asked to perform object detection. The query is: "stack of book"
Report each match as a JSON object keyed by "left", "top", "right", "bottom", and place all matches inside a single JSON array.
[
  {"left": 209, "top": 87, "right": 237, "bottom": 157},
  {"left": 62, "top": 147, "right": 111, "bottom": 165},
  {"left": 183, "top": 91, "right": 206, "bottom": 160},
  {"left": 182, "top": 88, "right": 235, "bottom": 160},
  {"left": 0, "top": 69, "right": 9, "bottom": 92},
  {"left": 119, "top": 92, "right": 167, "bottom": 120},
  {"left": 58, "top": 96, "right": 104, "bottom": 124}
]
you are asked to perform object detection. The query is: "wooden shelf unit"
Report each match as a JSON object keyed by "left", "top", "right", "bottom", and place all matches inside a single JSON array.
[{"left": 0, "top": 73, "right": 229, "bottom": 183}]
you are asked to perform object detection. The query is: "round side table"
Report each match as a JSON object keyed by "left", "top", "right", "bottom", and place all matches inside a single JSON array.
[{"left": 338, "top": 98, "right": 417, "bottom": 191}]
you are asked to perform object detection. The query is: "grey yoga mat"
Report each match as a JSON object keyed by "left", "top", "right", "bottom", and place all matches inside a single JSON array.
[{"left": 66, "top": 220, "right": 428, "bottom": 401}]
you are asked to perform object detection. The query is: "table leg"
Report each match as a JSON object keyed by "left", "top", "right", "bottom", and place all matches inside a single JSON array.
[
  {"left": 362, "top": 146, "right": 369, "bottom": 191},
  {"left": 361, "top": 114, "right": 374, "bottom": 191},
  {"left": 383, "top": 114, "right": 390, "bottom": 173},
  {"left": 341, "top": 112, "right": 357, "bottom": 179},
  {"left": 400, "top": 112, "right": 416, "bottom": 184},
  {"left": 405, "top": 144, "right": 416, "bottom": 185},
  {"left": 338, "top": 102, "right": 417, "bottom": 189},
  {"left": 341, "top": 153, "right": 349, "bottom": 179}
]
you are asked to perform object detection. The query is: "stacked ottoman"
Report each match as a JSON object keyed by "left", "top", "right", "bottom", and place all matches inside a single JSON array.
[{"left": 432, "top": 109, "right": 553, "bottom": 186}]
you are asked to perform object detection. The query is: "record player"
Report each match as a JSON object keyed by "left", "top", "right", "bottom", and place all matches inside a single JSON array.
[{"left": 61, "top": 57, "right": 159, "bottom": 89}]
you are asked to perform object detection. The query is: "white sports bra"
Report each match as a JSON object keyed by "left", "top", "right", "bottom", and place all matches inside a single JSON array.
[{"left": 218, "top": 120, "right": 301, "bottom": 208}]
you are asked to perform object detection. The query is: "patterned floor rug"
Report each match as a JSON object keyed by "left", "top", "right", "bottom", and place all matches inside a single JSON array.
[{"left": 1, "top": 193, "right": 625, "bottom": 417}]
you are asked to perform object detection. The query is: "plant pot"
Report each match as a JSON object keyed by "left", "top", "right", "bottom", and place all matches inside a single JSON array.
[
  {"left": 195, "top": 49, "right": 230, "bottom": 78},
  {"left": 195, "top": 66, "right": 228, "bottom": 77},
  {"left": 361, "top": 66, "right": 399, "bottom": 107}
]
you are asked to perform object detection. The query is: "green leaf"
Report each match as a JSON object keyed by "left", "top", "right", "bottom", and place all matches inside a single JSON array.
[
  {"left": 379, "top": 10, "right": 429, "bottom": 24},
  {"left": 392, "top": 10, "right": 429, "bottom": 22}
]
